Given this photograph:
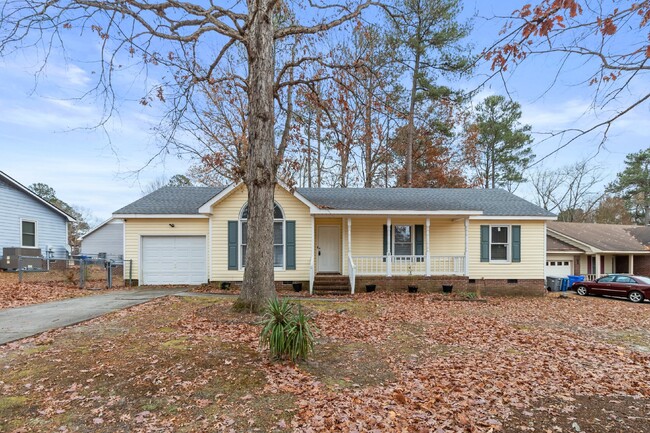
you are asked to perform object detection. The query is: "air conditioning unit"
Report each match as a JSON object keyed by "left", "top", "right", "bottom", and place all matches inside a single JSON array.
[{"left": 1, "top": 247, "right": 42, "bottom": 271}]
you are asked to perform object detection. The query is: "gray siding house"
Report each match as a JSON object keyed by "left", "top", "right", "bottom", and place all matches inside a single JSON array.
[
  {"left": 80, "top": 218, "right": 124, "bottom": 259},
  {"left": 0, "top": 171, "right": 75, "bottom": 258}
]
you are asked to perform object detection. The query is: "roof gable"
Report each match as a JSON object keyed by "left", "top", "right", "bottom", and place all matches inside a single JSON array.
[{"left": 0, "top": 171, "right": 76, "bottom": 221}]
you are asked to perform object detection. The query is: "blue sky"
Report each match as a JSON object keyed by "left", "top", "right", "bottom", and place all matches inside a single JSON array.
[{"left": 0, "top": 0, "right": 647, "bottom": 222}]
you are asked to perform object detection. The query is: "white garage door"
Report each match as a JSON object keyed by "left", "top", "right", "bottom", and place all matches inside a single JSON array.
[
  {"left": 142, "top": 236, "right": 206, "bottom": 285},
  {"left": 545, "top": 260, "right": 572, "bottom": 278}
]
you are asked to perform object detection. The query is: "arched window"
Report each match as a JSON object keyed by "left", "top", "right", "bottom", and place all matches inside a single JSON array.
[{"left": 239, "top": 202, "right": 285, "bottom": 268}]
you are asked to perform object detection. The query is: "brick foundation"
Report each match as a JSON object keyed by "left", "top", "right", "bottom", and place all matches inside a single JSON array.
[
  {"left": 211, "top": 280, "right": 310, "bottom": 293},
  {"left": 634, "top": 256, "right": 650, "bottom": 277},
  {"left": 355, "top": 275, "right": 469, "bottom": 294},
  {"left": 467, "top": 278, "right": 546, "bottom": 297}
]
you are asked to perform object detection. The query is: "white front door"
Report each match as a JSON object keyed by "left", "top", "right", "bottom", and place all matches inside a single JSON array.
[{"left": 318, "top": 226, "right": 340, "bottom": 273}]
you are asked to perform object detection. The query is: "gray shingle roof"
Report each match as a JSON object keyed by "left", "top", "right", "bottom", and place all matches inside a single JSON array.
[
  {"left": 548, "top": 222, "right": 650, "bottom": 252},
  {"left": 113, "top": 185, "right": 554, "bottom": 217},
  {"left": 113, "top": 186, "right": 225, "bottom": 215},
  {"left": 297, "top": 188, "right": 555, "bottom": 217}
]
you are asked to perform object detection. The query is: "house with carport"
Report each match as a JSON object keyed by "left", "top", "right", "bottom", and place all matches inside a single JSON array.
[{"left": 113, "top": 183, "right": 556, "bottom": 295}]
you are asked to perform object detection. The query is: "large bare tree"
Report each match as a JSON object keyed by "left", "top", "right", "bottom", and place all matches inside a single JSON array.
[{"left": 1, "top": 0, "right": 373, "bottom": 312}]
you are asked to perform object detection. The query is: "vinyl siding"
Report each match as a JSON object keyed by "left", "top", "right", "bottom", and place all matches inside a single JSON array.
[
  {"left": 211, "top": 184, "right": 312, "bottom": 281},
  {"left": 468, "top": 220, "right": 546, "bottom": 279},
  {"left": 80, "top": 221, "right": 124, "bottom": 258},
  {"left": 124, "top": 218, "right": 209, "bottom": 281},
  {"left": 0, "top": 177, "right": 69, "bottom": 257}
]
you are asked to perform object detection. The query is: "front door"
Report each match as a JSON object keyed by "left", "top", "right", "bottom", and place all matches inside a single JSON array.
[{"left": 318, "top": 226, "right": 340, "bottom": 273}]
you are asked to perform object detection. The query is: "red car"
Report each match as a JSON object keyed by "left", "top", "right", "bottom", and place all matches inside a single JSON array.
[{"left": 574, "top": 274, "right": 650, "bottom": 303}]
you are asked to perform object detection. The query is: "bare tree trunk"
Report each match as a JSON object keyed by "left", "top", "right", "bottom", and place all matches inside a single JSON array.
[
  {"left": 306, "top": 116, "right": 312, "bottom": 188},
  {"left": 364, "top": 77, "right": 373, "bottom": 188},
  {"left": 316, "top": 107, "right": 322, "bottom": 188},
  {"left": 237, "top": 1, "right": 276, "bottom": 312},
  {"left": 406, "top": 51, "right": 421, "bottom": 188}
]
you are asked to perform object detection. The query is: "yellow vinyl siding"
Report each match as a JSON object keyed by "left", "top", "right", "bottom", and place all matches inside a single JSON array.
[
  {"left": 468, "top": 220, "right": 545, "bottom": 279},
  {"left": 124, "top": 218, "right": 209, "bottom": 281},
  {"left": 211, "top": 184, "right": 312, "bottom": 281}
]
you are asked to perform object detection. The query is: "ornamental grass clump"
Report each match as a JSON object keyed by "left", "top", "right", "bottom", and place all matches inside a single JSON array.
[{"left": 259, "top": 298, "right": 315, "bottom": 362}]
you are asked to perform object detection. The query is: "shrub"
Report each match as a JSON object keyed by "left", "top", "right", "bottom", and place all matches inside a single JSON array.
[{"left": 259, "top": 298, "right": 315, "bottom": 362}]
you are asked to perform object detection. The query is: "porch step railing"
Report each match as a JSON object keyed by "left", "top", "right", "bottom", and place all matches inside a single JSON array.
[{"left": 351, "top": 255, "right": 465, "bottom": 276}]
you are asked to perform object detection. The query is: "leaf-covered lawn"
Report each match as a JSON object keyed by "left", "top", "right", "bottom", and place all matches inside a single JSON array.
[
  {"left": 0, "top": 272, "right": 127, "bottom": 310},
  {"left": 1, "top": 293, "right": 650, "bottom": 432}
]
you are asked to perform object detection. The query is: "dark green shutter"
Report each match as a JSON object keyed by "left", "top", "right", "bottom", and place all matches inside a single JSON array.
[
  {"left": 383, "top": 225, "right": 392, "bottom": 261},
  {"left": 480, "top": 225, "right": 489, "bottom": 262},
  {"left": 512, "top": 225, "right": 521, "bottom": 263},
  {"left": 286, "top": 221, "right": 296, "bottom": 270},
  {"left": 414, "top": 225, "right": 424, "bottom": 256},
  {"left": 227, "top": 221, "right": 238, "bottom": 270}
]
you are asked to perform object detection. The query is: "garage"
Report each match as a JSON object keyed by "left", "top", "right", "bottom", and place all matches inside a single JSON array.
[
  {"left": 141, "top": 236, "right": 207, "bottom": 285},
  {"left": 545, "top": 260, "right": 572, "bottom": 278}
]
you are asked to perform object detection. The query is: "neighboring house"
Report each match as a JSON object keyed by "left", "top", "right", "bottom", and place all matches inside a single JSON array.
[
  {"left": 80, "top": 218, "right": 124, "bottom": 259},
  {"left": 113, "top": 183, "right": 555, "bottom": 295},
  {"left": 547, "top": 222, "right": 650, "bottom": 280},
  {"left": 0, "top": 171, "right": 75, "bottom": 258}
]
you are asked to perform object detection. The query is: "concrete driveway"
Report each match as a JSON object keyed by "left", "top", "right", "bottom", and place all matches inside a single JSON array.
[{"left": 0, "top": 288, "right": 186, "bottom": 345}]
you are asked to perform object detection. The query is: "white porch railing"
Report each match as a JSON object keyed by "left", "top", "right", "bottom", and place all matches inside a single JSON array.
[
  {"left": 348, "top": 254, "right": 356, "bottom": 294},
  {"left": 351, "top": 255, "right": 466, "bottom": 276},
  {"left": 581, "top": 274, "right": 599, "bottom": 281}
]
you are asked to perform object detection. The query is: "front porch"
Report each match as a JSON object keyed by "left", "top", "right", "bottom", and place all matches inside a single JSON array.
[{"left": 309, "top": 215, "right": 471, "bottom": 294}]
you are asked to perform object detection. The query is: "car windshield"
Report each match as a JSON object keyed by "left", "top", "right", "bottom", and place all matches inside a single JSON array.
[{"left": 636, "top": 276, "right": 650, "bottom": 284}]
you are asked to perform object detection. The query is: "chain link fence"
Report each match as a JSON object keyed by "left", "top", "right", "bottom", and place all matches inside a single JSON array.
[{"left": 9, "top": 256, "right": 133, "bottom": 289}]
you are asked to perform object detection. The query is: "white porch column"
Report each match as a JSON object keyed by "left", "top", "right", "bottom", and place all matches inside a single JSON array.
[
  {"left": 425, "top": 218, "right": 431, "bottom": 276},
  {"left": 629, "top": 254, "right": 634, "bottom": 275},
  {"left": 595, "top": 253, "right": 601, "bottom": 278},
  {"left": 386, "top": 217, "right": 392, "bottom": 277},
  {"left": 347, "top": 218, "right": 352, "bottom": 256},
  {"left": 310, "top": 215, "right": 315, "bottom": 294},
  {"left": 464, "top": 218, "right": 469, "bottom": 276}
]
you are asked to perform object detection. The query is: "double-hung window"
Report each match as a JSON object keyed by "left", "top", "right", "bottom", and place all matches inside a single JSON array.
[
  {"left": 490, "top": 226, "right": 509, "bottom": 261},
  {"left": 240, "top": 203, "right": 285, "bottom": 269},
  {"left": 21, "top": 220, "right": 36, "bottom": 247},
  {"left": 393, "top": 225, "right": 412, "bottom": 256}
]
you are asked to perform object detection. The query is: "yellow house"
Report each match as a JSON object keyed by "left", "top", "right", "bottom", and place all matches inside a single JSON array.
[{"left": 113, "top": 183, "right": 556, "bottom": 295}]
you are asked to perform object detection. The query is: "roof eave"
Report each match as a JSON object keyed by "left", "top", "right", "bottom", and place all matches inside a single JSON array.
[
  {"left": 113, "top": 213, "right": 209, "bottom": 219},
  {"left": 0, "top": 171, "right": 77, "bottom": 222}
]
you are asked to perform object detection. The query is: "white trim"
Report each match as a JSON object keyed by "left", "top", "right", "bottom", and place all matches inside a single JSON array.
[
  {"left": 489, "top": 224, "right": 511, "bottom": 263},
  {"left": 113, "top": 214, "right": 209, "bottom": 219},
  {"left": 464, "top": 218, "right": 469, "bottom": 276},
  {"left": 0, "top": 171, "right": 76, "bottom": 222},
  {"left": 470, "top": 215, "right": 556, "bottom": 221},
  {"left": 315, "top": 209, "right": 484, "bottom": 216},
  {"left": 122, "top": 220, "right": 127, "bottom": 280},
  {"left": 20, "top": 219, "right": 38, "bottom": 248},
  {"left": 542, "top": 223, "right": 544, "bottom": 284},
  {"left": 392, "top": 224, "right": 415, "bottom": 256},
  {"left": 208, "top": 216, "right": 213, "bottom": 281},
  {"left": 425, "top": 218, "right": 431, "bottom": 277}
]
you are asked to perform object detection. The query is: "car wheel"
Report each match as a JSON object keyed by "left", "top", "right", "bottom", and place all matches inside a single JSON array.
[
  {"left": 575, "top": 285, "right": 588, "bottom": 296},
  {"left": 628, "top": 291, "right": 645, "bottom": 303}
]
